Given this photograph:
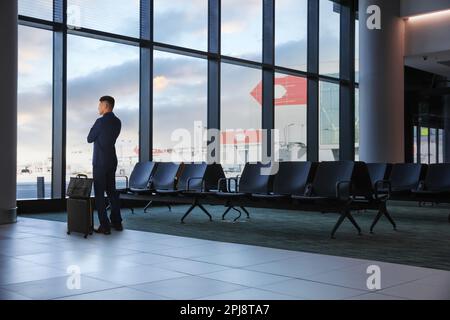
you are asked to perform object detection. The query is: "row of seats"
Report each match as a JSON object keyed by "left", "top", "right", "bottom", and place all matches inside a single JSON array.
[{"left": 117, "top": 161, "right": 450, "bottom": 238}]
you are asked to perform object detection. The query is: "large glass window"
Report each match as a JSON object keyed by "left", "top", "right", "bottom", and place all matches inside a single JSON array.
[
  {"left": 19, "top": 0, "right": 53, "bottom": 21},
  {"left": 430, "top": 129, "right": 437, "bottom": 164},
  {"left": 17, "top": 1, "right": 360, "bottom": 200},
  {"left": 420, "top": 127, "right": 430, "bottom": 164},
  {"left": 319, "top": 0, "right": 340, "bottom": 77},
  {"left": 17, "top": 26, "right": 53, "bottom": 200},
  {"left": 153, "top": 51, "right": 208, "bottom": 162},
  {"left": 221, "top": 0, "right": 263, "bottom": 61},
  {"left": 67, "top": 0, "right": 140, "bottom": 37},
  {"left": 67, "top": 35, "right": 139, "bottom": 183},
  {"left": 319, "top": 81, "right": 340, "bottom": 161},
  {"left": 355, "top": 88, "right": 360, "bottom": 160},
  {"left": 275, "top": 73, "right": 308, "bottom": 161},
  {"left": 275, "top": 0, "right": 308, "bottom": 71},
  {"left": 355, "top": 18, "right": 360, "bottom": 82},
  {"left": 414, "top": 126, "right": 418, "bottom": 163},
  {"left": 221, "top": 63, "right": 261, "bottom": 175},
  {"left": 154, "top": 0, "right": 208, "bottom": 51}
]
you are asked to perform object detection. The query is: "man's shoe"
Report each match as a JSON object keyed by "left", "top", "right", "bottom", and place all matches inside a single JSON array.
[
  {"left": 111, "top": 223, "right": 123, "bottom": 232},
  {"left": 94, "top": 226, "right": 111, "bottom": 235}
]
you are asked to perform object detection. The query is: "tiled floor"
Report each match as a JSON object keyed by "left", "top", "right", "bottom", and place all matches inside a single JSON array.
[{"left": 0, "top": 218, "right": 449, "bottom": 300}]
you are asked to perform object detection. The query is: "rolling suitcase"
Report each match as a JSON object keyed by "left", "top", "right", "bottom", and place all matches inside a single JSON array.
[
  {"left": 67, "top": 198, "right": 94, "bottom": 238},
  {"left": 66, "top": 174, "right": 94, "bottom": 238}
]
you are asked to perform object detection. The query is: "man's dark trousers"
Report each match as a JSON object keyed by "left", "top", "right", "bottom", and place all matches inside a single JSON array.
[{"left": 93, "top": 166, "right": 121, "bottom": 227}]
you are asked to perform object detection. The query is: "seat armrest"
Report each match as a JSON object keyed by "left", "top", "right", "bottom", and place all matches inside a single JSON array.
[
  {"left": 217, "top": 177, "right": 239, "bottom": 193},
  {"left": 415, "top": 180, "right": 426, "bottom": 192},
  {"left": 187, "top": 177, "right": 206, "bottom": 192},
  {"left": 115, "top": 175, "right": 129, "bottom": 189},
  {"left": 336, "top": 181, "right": 352, "bottom": 201},
  {"left": 303, "top": 183, "right": 313, "bottom": 197},
  {"left": 374, "top": 180, "right": 391, "bottom": 200}
]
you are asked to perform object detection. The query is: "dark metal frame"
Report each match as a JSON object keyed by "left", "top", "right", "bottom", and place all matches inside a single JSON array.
[
  {"left": 18, "top": 0, "right": 359, "bottom": 201},
  {"left": 51, "top": 0, "right": 67, "bottom": 198}
]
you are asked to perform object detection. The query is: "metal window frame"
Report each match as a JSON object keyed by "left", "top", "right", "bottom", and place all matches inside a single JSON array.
[
  {"left": 339, "top": 0, "right": 356, "bottom": 160},
  {"left": 51, "top": 0, "right": 67, "bottom": 199},
  {"left": 139, "top": 0, "right": 153, "bottom": 162},
  {"left": 17, "top": 0, "right": 358, "bottom": 201}
]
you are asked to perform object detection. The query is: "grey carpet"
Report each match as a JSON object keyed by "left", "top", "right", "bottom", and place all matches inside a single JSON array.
[{"left": 21, "top": 202, "right": 450, "bottom": 271}]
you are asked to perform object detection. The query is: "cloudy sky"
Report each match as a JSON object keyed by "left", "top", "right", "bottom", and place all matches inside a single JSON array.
[{"left": 17, "top": 0, "right": 341, "bottom": 173}]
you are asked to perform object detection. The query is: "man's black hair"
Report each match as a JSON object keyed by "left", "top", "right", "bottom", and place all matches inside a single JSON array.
[{"left": 100, "top": 96, "right": 115, "bottom": 110}]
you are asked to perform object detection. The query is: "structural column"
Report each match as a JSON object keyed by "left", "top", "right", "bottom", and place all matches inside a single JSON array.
[
  {"left": 444, "top": 94, "right": 450, "bottom": 163},
  {"left": 0, "top": 0, "right": 18, "bottom": 224},
  {"left": 359, "top": 0, "right": 405, "bottom": 163}
]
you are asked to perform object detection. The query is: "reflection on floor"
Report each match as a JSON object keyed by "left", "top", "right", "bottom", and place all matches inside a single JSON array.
[{"left": 0, "top": 218, "right": 449, "bottom": 300}]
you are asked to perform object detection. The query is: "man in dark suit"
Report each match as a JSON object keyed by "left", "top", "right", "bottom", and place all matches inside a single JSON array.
[{"left": 87, "top": 96, "right": 122, "bottom": 234}]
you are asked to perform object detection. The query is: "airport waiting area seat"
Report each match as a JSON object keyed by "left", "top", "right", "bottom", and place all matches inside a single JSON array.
[
  {"left": 412, "top": 164, "right": 450, "bottom": 221},
  {"left": 117, "top": 161, "right": 157, "bottom": 214},
  {"left": 384, "top": 163, "right": 426, "bottom": 197},
  {"left": 291, "top": 161, "right": 359, "bottom": 238},
  {"left": 116, "top": 160, "right": 450, "bottom": 238},
  {"left": 413, "top": 164, "right": 450, "bottom": 197},
  {"left": 141, "top": 162, "right": 182, "bottom": 212},
  {"left": 179, "top": 163, "right": 226, "bottom": 223},
  {"left": 154, "top": 162, "right": 211, "bottom": 223},
  {"left": 215, "top": 162, "right": 274, "bottom": 222},
  {"left": 366, "top": 163, "right": 392, "bottom": 189},
  {"left": 252, "top": 161, "right": 317, "bottom": 199},
  {"left": 351, "top": 162, "right": 396, "bottom": 233}
]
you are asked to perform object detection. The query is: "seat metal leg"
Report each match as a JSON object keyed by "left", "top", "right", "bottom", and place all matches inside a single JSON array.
[
  {"left": 198, "top": 203, "right": 212, "bottom": 221},
  {"left": 128, "top": 207, "right": 135, "bottom": 215},
  {"left": 370, "top": 211, "right": 383, "bottom": 234},
  {"left": 240, "top": 206, "right": 250, "bottom": 219},
  {"left": 383, "top": 208, "right": 397, "bottom": 230},
  {"left": 167, "top": 204, "right": 172, "bottom": 212},
  {"left": 346, "top": 211, "right": 362, "bottom": 235},
  {"left": 371, "top": 203, "right": 397, "bottom": 233},
  {"left": 181, "top": 204, "right": 196, "bottom": 224},
  {"left": 232, "top": 207, "right": 242, "bottom": 222},
  {"left": 222, "top": 206, "right": 232, "bottom": 220},
  {"left": 143, "top": 201, "right": 153, "bottom": 213},
  {"left": 331, "top": 211, "right": 347, "bottom": 239}
]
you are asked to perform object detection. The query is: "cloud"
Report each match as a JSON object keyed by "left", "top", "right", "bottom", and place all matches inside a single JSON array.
[
  {"left": 18, "top": 0, "right": 342, "bottom": 166},
  {"left": 154, "top": 76, "right": 169, "bottom": 91},
  {"left": 222, "top": 21, "right": 247, "bottom": 34},
  {"left": 18, "top": 26, "right": 52, "bottom": 77}
]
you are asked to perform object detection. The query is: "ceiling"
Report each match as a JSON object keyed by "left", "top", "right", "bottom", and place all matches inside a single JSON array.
[{"left": 405, "top": 49, "right": 450, "bottom": 78}]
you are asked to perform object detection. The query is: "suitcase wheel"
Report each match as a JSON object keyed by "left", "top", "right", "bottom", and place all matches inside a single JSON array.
[
  {"left": 84, "top": 234, "right": 88, "bottom": 239},
  {"left": 67, "top": 231, "right": 71, "bottom": 235}
]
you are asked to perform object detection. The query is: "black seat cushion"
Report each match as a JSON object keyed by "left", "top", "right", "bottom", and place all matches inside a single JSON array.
[
  {"left": 176, "top": 163, "right": 208, "bottom": 191},
  {"left": 204, "top": 163, "right": 226, "bottom": 192},
  {"left": 238, "top": 163, "right": 274, "bottom": 194},
  {"left": 366, "top": 163, "right": 391, "bottom": 187},
  {"left": 309, "top": 161, "right": 355, "bottom": 198},
  {"left": 389, "top": 163, "right": 425, "bottom": 192},
  {"left": 272, "top": 162, "right": 314, "bottom": 196},
  {"left": 421, "top": 163, "right": 450, "bottom": 192},
  {"left": 151, "top": 162, "right": 181, "bottom": 190},
  {"left": 119, "top": 161, "right": 156, "bottom": 193}
]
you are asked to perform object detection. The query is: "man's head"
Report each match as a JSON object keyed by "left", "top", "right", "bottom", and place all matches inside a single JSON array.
[{"left": 98, "top": 96, "right": 115, "bottom": 115}]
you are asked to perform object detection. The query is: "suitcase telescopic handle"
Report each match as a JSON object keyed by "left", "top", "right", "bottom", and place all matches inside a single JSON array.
[{"left": 76, "top": 174, "right": 88, "bottom": 179}]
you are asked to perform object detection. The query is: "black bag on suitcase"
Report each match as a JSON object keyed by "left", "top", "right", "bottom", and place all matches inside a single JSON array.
[{"left": 66, "top": 174, "right": 94, "bottom": 238}]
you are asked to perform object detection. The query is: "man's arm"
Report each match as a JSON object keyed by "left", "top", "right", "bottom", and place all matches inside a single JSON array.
[{"left": 87, "top": 119, "right": 101, "bottom": 143}]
